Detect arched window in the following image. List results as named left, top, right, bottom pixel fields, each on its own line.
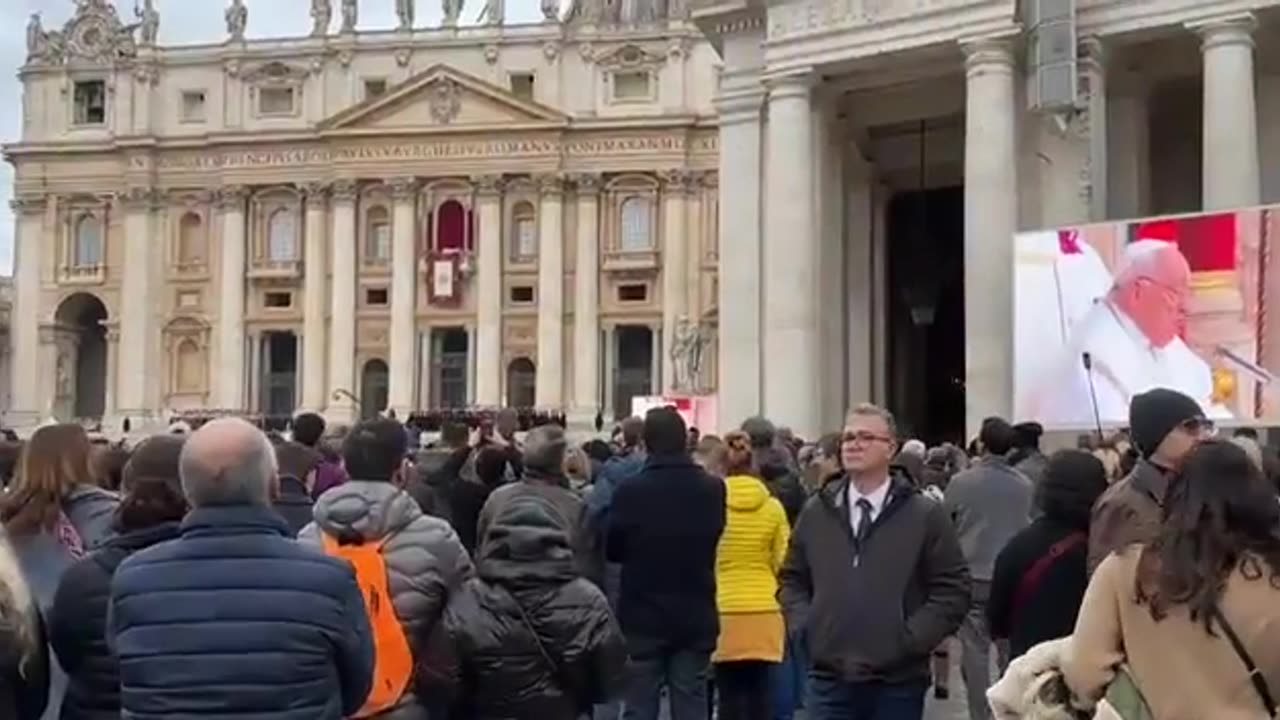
left=175, top=339, right=204, bottom=392
left=267, top=207, right=297, bottom=262
left=73, top=214, right=102, bottom=266
left=509, top=201, right=537, bottom=262
left=619, top=197, right=652, bottom=252
left=436, top=200, right=469, bottom=253
left=506, top=357, right=537, bottom=408
left=366, top=206, right=391, bottom=264
left=177, top=212, right=205, bottom=267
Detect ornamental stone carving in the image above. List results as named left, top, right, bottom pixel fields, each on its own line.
left=473, top=175, right=505, bottom=196
left=388, top=177, right=419, bottom=201
left=29, top=0, right=139, bottom=65
left=226, top=0, right=248, bottom=42
left=121, top=186, right=159, bottom=211
left=395, top=0, right=415, bottom=30
left=428, top=80, right=462, bottom=124
left=331, top=179, right=360, bottom=202
left=311, top=0, right=332, bottom=37
left=536, top=174, right=565, bottom=195
left=443, top=0, right=465, bottom=27
left=660, top=169, right=695, bottom=194
left=10, top=195, right=48, bottom=215
left=215, top=185, right=250, bottom=210
left=595, top=43, right=665, bottom=70
left=341, top=0, right=358, bottom=32
left=571, top=173, right=603, bottom=194
left=136, top=0, right=160, bottom=46
left=303, top=181, right=330, bottom=203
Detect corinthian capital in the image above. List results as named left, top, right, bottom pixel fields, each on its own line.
left=660, top=169, right=695, bottom=194
left=9, top=194, right=48, bottom=215
left=388, top=176, right=419, bottom=201
left=536, top=173, right=565, bottom=196
left=331, top=179, right=359, bottom=203
left=472, top=174, right=504, bottom=197
left=121, top=186, right=159, bottom=210
left=569, top=172, right=602, bottom=195
left=215, top=185, right=251, bottom=210
left=302, top=181, right=330, bottom=203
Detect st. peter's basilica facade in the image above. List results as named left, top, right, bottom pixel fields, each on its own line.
left=6, top=0, right=719, bottom=431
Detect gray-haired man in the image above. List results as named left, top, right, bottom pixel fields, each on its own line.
left=109, top=418, right=374, bottom=720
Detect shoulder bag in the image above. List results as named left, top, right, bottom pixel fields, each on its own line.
left=500, top=587, right=585, bottom=714
left=1212, top=604, right=1278, bottom=718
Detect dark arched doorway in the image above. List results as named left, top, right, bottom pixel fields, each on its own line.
left=360, top=359, right=390, bottom=419
left=54, top=293, right=108, bottom=420
left=506, top=357, right=536, bottom=408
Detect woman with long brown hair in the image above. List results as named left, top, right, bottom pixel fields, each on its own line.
left=1065, top=439, right=1280, bottom=719
left=0, top=424, right=117, bottom=720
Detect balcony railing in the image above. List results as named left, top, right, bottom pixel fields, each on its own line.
left=60, top=263, right=105, bottom=284
left=602, top=247, right=660, bottom=273
left=248, top=258, right=302, bottom=281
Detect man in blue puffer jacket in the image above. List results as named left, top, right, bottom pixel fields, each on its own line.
left=108, top=418, right=375, bottom=720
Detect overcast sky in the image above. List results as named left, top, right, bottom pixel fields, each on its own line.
left=0, top=0, right=547, bottom=276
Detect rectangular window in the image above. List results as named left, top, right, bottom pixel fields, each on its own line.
left=264, top=291, right=293, bottom=309
left=612, top=71, right=652, bottom=102
left=180, top=90, right=207, bottom=123
left=364, top=78, right=388, bottom=99
left=73, top=80, right=107, bottom=125
left=509, top=73, right=535, bottom=101
left=258, top=86, right=296, bottom=116
left=618, top=284, right=648, bottom=303
left=510, top=285, right=535, bottom=304
left=365, top=287, right=388, bottom=306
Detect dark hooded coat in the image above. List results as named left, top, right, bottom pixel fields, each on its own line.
left=437, top=495, right=627, bottom=720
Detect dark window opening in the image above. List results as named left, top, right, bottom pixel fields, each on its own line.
left=74, top=80, right=106, bottom=125
left=264, top=291, right=292, bottom=309
left=366, top=288, right=388, bottom=306
left=618, top=284, right=648, bottom=302
left=510, top=285, right=535, bottom=304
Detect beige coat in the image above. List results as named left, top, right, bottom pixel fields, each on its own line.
left=1064, top=546, right=1280, bottom=720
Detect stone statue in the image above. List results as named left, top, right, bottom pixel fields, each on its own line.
left=477, top=0, right=504, bottom=26
left=225, top=0, right=248, bottom=41
left=395, top=0, right=415, bottom=30
left=341, top=0, right=358, bottom=32
left=26, top=13, right=47, bottom=61
left=55, top=346, right=72, bottom=399
left=136, top=0, right=160, bottom=46
left=310, top=0, right=332, bottom=37
left=442, top=0, right=464, bottom=27
left=670, top=316, right=707, bottom=393
left=540, top=0, right=559, bottom=20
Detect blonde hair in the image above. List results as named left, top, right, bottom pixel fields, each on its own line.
left=1, top=423, right=94, bottom=536
left=0, top=532, right=37, bottom=669
left=723, top=431, right=755, bottom=476
left=564, top=446, right=591, bottom=484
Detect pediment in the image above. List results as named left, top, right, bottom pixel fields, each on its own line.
left=320, top=64, right=569, bottom=133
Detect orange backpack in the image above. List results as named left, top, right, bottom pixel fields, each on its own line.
left=322, top=534, right=414, bottom=718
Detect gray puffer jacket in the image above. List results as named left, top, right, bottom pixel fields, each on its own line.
left=299, top=480, right=475, bottom=720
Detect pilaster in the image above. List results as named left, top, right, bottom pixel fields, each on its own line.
left=570, top=173, right=602, bottom=426
left=301, top=181, right=329, bottom=412
left=8, top=195, right=47, bottom=428
left=215, top=185, right=250, bottom=410
left=473, top=174, right=504, bottom=407
left=1191, top=13, right=1260, bottom=210
left=388, top=176, right=419, bottom=415
left=326, top=179, right=359, bottom=422
left=535, top=173, right=565, bottom=409
left=660, top=170, right=693, bottom=394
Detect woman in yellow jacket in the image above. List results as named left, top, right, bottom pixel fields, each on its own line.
left=713, top=431, right=791, bottom=720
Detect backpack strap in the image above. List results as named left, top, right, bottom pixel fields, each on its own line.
left=497, top=587, right=578, bottom=709
left=1013, top=532, right=1087, bottom=622
left=1211, top=604, right=1277, bottom=717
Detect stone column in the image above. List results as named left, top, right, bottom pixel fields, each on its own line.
left=301, top=182, right=329, bottom=412
left=660, top=170, right=690, bottom=394
left=103, top=324, right=120, bottom=421
left=763, top=72, right=820, bottom=439
left=1194, top=14, right=1260, bottom=210
left=326, top=180, right=359, bottom=421
left=1080, top=37, right=1109, bottom=221
left=715, top=84, right=765, bottom=432
left=8, top=197, right=45, bottom=428
left=963, top=38, right=1018, bottom=436
left=571, top=173, right=602, bottom=425
left=215, top=185, right=249, bottom=410
left=535, top=174, right=565, bottom=409
left=473, top=175, right=504, bottom=407
left=388, top=177, right=418, bottom=416
left=117, top=187, right=157, bottom=422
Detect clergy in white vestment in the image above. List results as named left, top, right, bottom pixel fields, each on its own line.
left=1033, top=239, right=1233, bottom=426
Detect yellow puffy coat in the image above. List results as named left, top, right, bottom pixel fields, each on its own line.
left=715, top=474, right=790, bottom=614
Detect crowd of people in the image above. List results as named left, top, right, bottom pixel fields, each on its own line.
left=0, top=390, right=1278, bottom=720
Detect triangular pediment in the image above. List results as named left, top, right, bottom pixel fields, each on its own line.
left=320, top=64, right=569, bottom=132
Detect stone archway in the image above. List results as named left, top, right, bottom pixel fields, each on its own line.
left=53, top=292, right=109, bottom=420
left=360, top=359, right=389, bottom=419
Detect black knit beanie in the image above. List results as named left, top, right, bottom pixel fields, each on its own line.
left=1128, top=388, right=1204, bottom=459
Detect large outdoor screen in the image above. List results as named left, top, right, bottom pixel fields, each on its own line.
left=1013, top=207, right=1280, bottom=429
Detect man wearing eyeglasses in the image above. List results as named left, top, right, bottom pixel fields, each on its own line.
left=1087, top=388, right=1214, bottom=575
left=1032, top=239, right=1232, bottom=426
left=779, top=403, right=969, bottom=720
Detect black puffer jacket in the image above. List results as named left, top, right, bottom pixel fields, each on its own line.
left=49, top=522, right=180, bottom=720
left=439, top=495, right=627, bottom=720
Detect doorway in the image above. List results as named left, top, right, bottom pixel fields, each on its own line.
left=506, top=357, right=536, bottom=408
left=886, top=186, right=966, bottom=444
left=360, top=359, right=389, bottom=419
left=259, top=332, right=298, bottom=417
left=612, top=325, right=654, bottom=420
left=430, top=327, right=468, bottom=409
left=54, top=293, right=108, bottom=420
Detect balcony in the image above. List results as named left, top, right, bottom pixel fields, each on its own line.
left=248, top=258, right=302, bottom=284
left=602, top=247, right=660, bottom=275
left=59, top=263, right=105, bottom=285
